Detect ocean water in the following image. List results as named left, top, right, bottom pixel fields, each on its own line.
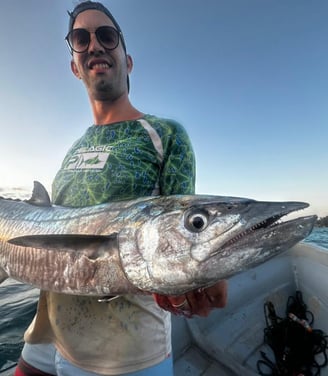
left=0, top=221, right=327, bottom=372
left=304, top=226, right=328, bottom=250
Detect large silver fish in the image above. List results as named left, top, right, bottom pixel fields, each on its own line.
left=0, top=182, right=316, bottom=296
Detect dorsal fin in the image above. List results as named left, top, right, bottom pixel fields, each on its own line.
left=25, top=181, right=51, bottom=207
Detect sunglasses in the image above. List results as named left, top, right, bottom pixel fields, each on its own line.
left=65, top=26, right=121, bottom=53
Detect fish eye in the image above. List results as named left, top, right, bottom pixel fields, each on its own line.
left=185, top=210, right=209, bottom=233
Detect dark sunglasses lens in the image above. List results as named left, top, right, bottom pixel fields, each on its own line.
left=69, top=29, right=90, bottom=52
left=97, top=27, right=119, bottom=49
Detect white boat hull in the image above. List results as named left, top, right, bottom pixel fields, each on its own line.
left=173, top=242, right=328, bottom=375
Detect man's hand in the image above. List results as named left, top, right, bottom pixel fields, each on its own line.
left=153, top=280, right=228, bottom=317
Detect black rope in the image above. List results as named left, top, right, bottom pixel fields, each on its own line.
left=0, top=363, right=17, bottom=374
left=257, top=291, right=328, bottom=376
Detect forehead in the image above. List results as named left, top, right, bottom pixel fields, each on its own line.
left=73, top=9, right=115, bottom=29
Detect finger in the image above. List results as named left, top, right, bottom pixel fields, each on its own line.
left=204, top=280, right=228, bottom=308
left=185, top=290, right=211, bottom=317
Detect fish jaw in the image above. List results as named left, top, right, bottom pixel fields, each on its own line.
left=119, top=197, right=316, bottom=295
left=197, top=214, right=316, bottom=286
left=191, top=200, right=313, bottom=262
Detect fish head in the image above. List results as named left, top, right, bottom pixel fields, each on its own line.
left=140, top=195, right=253, bottom=263
left=119, top=195, right=316, bottom=294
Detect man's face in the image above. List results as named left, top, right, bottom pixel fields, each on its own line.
left=70, top=9, right=131, bottom=101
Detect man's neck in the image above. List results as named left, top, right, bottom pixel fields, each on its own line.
left=90, top=95, right=143, bottom=125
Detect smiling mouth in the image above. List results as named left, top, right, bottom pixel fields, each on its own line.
left=90, top=63, right=111, bottom=70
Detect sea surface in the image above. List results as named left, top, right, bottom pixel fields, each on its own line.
left=0, top=221, right=327, bottom=372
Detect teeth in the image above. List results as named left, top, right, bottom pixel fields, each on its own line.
left=224, top=215, right=282, bottom=247
left=92, top=63, right=109, bottom=69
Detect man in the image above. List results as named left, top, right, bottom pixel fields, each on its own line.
left=15, top=2, right=227, bottom=375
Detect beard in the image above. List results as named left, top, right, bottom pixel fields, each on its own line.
left=86, top=74, right=126, bottom=102
left=93, top=79, right=113, bottom=100
left=86, top=77, right=116, bottom=101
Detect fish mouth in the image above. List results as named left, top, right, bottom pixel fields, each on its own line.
left=222, top=213, right=288, bottom=247
left=220, top=202, right=317, bottom=250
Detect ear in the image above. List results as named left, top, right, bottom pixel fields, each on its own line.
left=126, top=54, right=133, bottom=74
left=70, top=60, right=81, bottom=79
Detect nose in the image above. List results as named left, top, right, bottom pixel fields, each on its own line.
left=88, top=32, right=105, bottom=54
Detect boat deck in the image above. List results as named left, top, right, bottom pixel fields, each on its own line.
left=172, top=243, right=328, bottom=375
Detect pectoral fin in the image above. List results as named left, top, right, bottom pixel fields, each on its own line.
left=8, top=234, right=118, bottom=252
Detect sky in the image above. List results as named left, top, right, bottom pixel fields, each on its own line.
left=0, top=0, right=327, bottom=217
